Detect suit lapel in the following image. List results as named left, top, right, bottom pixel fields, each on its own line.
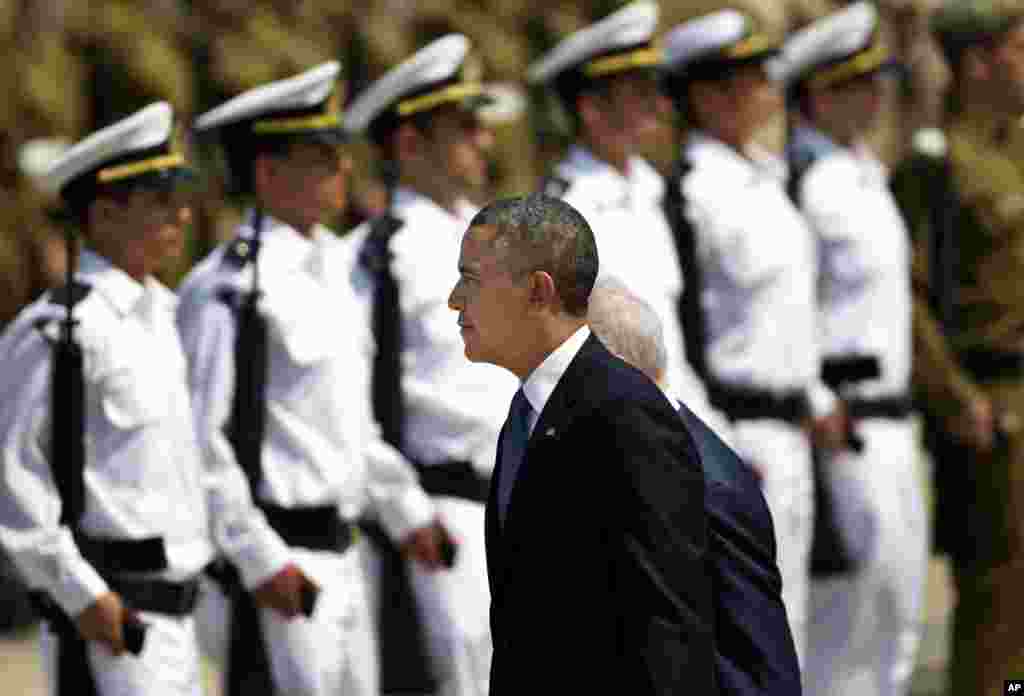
left=503, top=334, right=605, bottom=532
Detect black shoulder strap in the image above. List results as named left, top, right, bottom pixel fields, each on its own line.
left=221, top=216, right=269, bottom=500
left=663, top=157, right=709, bottom=383
left=361, top=212, right=406, bottom=450
left=43, top=281, right=90, bottom=528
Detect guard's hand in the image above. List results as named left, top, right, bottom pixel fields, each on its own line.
left=75, top=592, right=127, bottom=656
left=401, top=522, right=448, bottom=571
left=252, top=563, right=317, bottom=620
left=948, top=396, right=996, bottom=453
left=809, top=404, right=849, bottom=452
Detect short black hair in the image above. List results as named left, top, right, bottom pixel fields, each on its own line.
left=469, top=193, right=599, bottom=316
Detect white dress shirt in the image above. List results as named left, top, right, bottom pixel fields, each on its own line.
left=345, top=187, right=518, bottom=474
left=0, top=250, right=215, bottom=617
left=521, top=326, right=591, bottom=436
left=793, top=127, right=912, bottom=399
left=551, top=146, right=733, bottom=440
left=177, top=213, right=433, bottom=589
left=681, top=132, right=836, bottom=417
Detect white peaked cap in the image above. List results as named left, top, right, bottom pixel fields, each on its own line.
left=527, top=1, right=660, bottom=84
left=665, top=10, right=749, bottom=71
left=194, top=61, right=342, bottom=133
left=47, top=102, right=176, bottom=195
left=345, top=35, right=475, bottom=135
left=770, top=2, right=879, bottom=85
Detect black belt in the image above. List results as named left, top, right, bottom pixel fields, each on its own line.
left=415, top=460, right=489, bottom=504
left=260, top=503, right=357, bottom=553
left=107, top=576, right=200, bottom=616
left=74, top=533, right=168, bottom=575
left=821, top=355, right=882, bottom=389
left=960, top=348, right=1024, bottom=381
left=847, top=395, right=915, bottom=420
left=708, top=382, right=810, bottom=424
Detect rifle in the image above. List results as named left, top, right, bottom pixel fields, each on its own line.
left=225, top=209, right=270, bottom=500
left=45, top=231, right=146, bottom=655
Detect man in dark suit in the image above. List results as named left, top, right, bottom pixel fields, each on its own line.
left=447, top=193, right=716, bottom=695
left=588, top=278, right=802, bottom=695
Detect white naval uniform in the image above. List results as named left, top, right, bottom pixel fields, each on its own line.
left=0, top=250, right=215, bottom=696
left=550, top=146, right=733, bottom=441
left=345, top=187, right=518, bottom=696
left=679, top=132, right=838, bottom=664
left=176, top=213, right=434, bottom=696
left=793, top=127, right=927, bottom=696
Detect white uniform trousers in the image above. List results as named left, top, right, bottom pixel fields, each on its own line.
left=194, top=541, right=377, bottom=696
left=732, top=419, right=815, bottom=666
left=804, top=419, right=928, bottom=696
left=41, top=612, right=202, bottom=696
left=365, top=496, right=491, bottom=696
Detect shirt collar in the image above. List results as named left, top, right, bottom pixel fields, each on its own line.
left=77, top=248, right=147, bottom=317
left=565, top=145, right=660, bottom=202
left=686, top=131, right=790, bottom=184
left=521, top=325, right=591, bottom=417
left=790, top=125, right=887, bottom=181
left=240, top=209, right=327, bottom=272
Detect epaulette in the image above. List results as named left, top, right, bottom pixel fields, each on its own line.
left=538, top=173, right=571, bottom=198
left=47, top=281, right=92, bottom=308
left=222, top=237, right=260, bottom=270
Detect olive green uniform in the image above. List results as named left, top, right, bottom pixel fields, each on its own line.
left=894, top=109, right=1024, bottom=696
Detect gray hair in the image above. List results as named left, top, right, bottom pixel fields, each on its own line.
left=469, top=193, right=599, bottom=316
left=587, top=276, right=668, bottom=383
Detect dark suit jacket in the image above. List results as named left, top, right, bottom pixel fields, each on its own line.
left=486, top=334, right=716, bottom=696
left=676, top=403, right=802, bottom=695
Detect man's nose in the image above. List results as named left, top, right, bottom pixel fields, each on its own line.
left=448, top=286, right=461, bottom=312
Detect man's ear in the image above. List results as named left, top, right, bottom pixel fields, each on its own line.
left=252, top=153, right=276, bottom=198
left=527, top=270, right=558, bottom=312
left=577, top=92, right=603, bottom=133
left=91, top=197, right=118, bottom=225
left=963, top=45, right=991, bottom=83
left=394, top=122, right=423, bottom=163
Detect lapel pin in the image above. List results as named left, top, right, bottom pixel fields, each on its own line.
left=545, top=427, right=556, bottom=437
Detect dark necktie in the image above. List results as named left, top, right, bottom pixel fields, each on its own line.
left=498, top=388, right=533, bottom=525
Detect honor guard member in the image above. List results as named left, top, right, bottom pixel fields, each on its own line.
left=343, top=35, right=519, bottom=696
left=0, top=103, right=212, bottom=696
left=775, top=4, right=928, bottom=694
left=891, top=2, right=1024, bottom=693
left=527, top=1, right=732, bottom=441
left=661, top=11, right=849, bottom=664
left=178, top=62, right=443, bottom=696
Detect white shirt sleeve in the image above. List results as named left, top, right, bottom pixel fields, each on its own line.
left=176, top=283, right=291, bottom=590
left=0, top=323, right=109, bottom=617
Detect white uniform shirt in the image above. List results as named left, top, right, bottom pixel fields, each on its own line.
left=681, top=133, right=835, bottom=416
left=344, top=187, right=518, bottom=475
left=793, top=127, right=911, bottom=399
left=177, top=214, right=433, bottom=588
left=0, top=250, right=215, bottom=616
left=553, top=146, right=730, bottom=436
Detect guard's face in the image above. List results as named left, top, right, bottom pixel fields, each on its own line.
left=449, top=224, right=530, bottom=368
left=422, top=107, right=494, bottom=196
left=594, top=71, right=661, bottom=142
left=989, top=21, right=1024, bottom=112
left=724, top=63, right=784, bottom=138
left=108, top=186, right=191, bottom=277
left=824, top=73, right=885, bottom=137
left=265, top=142, right=350, bottom=228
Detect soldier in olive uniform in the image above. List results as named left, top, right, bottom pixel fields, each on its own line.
left=891, top=2, right=1024, bottom=694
